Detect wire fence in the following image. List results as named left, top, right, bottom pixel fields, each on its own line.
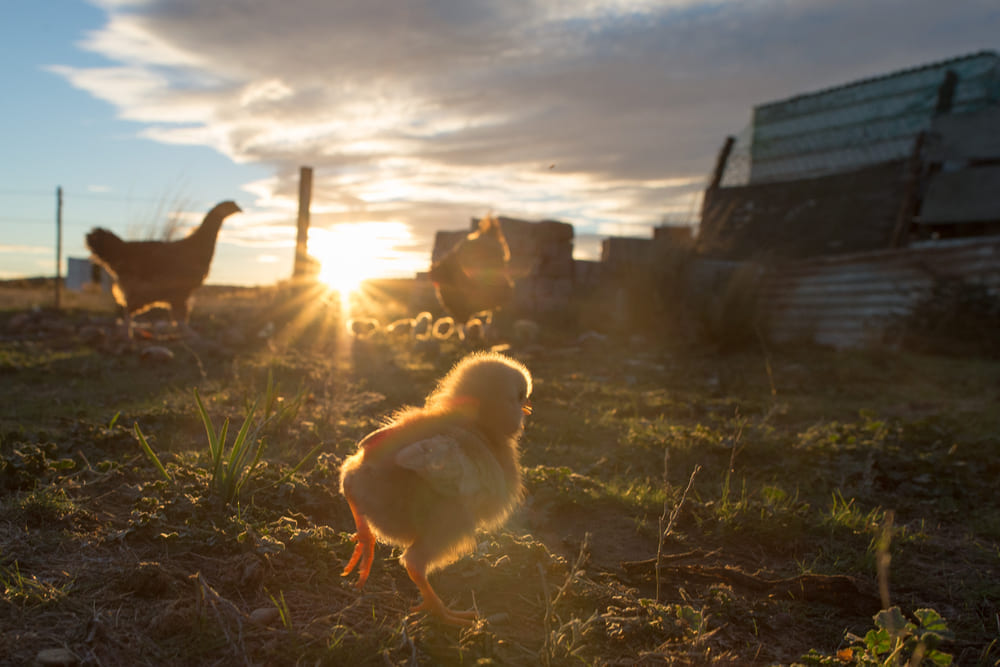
left=0, top=188, right=199, bottom=239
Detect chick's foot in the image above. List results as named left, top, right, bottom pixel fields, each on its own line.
left=412, top=597, right=478, bottom=627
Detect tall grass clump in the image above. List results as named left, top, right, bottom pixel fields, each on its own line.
left=135, top=379, right=322, bottom=506
left=195, top=388, right=266, bottom=505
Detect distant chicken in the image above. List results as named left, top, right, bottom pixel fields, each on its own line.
left=340, top=351, right=533, bottom=625
left=429, top=214, right=515, bottom=323
left=86, top=201, right=241, bottom=336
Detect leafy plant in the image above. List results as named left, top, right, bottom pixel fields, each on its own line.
left=258, top=367, right=305, bottom=428
left=135, top=387, right=324, bottom=506
left=195, top=388, right=267, bottom=505
left=0, top=443, right=75, bottom=491
left=0, top=560, right=68, bottom=607
left=802, top=606, right=953, bottom=666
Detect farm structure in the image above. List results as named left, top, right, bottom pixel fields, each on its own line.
left=65, top=257, right=113, bottom=292
left=68, top=52, right=998, bottom=350
left=423, top=54, right=1000, bottom=348
left=419, top=52, right=1000, bottom=348
left=421, top=216, right=577, bottom=320
left=699, top=50, right=1000, bottom=262
left=696, top=51, right=1000, bottom=348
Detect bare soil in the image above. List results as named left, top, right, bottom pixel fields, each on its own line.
left=1, top=283, right=998, bottom=666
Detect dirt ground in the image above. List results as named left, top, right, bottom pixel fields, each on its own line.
left=1, top=283, right=998, bottom=666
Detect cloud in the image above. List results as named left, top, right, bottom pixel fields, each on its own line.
left=53, top=0, right=1000, bottom=276
left=0, top=245, right=51, bottom=255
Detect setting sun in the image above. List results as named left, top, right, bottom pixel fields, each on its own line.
left=309, top=222, right=423, bottom=294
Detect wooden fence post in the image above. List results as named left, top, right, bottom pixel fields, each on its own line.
left=708, top=136, right=735, bottom=191
left=889, top=131, right=926, bottom=248
left=55, top=186, right=63, bottom=309
left=293, top=166, right=313, bottom=279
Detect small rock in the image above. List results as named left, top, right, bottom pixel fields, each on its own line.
left=249, top=607, right=281, bottom=627
left=486, top=612, right=510, bottom=625
left=36, top=648, right=78, bottom=666
left=139, top=345, right=174, bottom=362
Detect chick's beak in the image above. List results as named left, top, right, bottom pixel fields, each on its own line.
left=522, top=400, right=533, bottom=416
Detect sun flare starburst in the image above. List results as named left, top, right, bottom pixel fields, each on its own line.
left=308, top=222, right=420, bottom=295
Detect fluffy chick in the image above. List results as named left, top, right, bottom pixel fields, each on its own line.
left=347, top=317, right=380, bottom=340
left=339, top=351, right=533, bottom=625
left=412, top=311, right=434, bottom=340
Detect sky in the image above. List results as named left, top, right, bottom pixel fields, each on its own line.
left=2, top=0, right=998, bottom=287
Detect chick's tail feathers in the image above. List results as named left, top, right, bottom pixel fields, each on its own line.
left=85, top=228, right=127, bottom=270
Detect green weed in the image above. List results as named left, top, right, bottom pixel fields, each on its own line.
left=5, top=486, right=77, bottom=526
left=266, top=588, right=294, bottom=631
left=195, top=387, right=266, bottom=505
left=135, top=387, right=324, bottom=507
left=802, top=606, right=953, bottom=666
left=0, top=561, right=68, bottom=607
left=133, top=423, right=172, bottom=483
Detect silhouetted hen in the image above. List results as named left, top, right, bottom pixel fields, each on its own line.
left=86, top=201, right=241, bottom=336
left=429, top=214, right=514, bottom=322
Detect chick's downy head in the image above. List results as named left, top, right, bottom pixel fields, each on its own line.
left=426, top=351, right=532, bottom=439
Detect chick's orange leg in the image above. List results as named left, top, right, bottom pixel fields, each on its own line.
left=403, top=557, right=477, bottom=626
left=341, top=496, right=375, bottom=589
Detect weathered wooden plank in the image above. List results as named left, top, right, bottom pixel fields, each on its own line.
left=918, top=166, right=1000, bottom=223
left=927, top=107, right=1000, bottom=161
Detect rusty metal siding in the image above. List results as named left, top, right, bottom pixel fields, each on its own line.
left=759, top=237, right=1000, bottom=348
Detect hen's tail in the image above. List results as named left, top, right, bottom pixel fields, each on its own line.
left=85, top=228, right=127, bottom=270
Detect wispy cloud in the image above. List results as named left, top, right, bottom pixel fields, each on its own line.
left=0, top=245, right=51, bottom=255
left=50, top=0, right=1000, bottom=276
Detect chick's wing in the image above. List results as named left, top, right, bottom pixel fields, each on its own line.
left=394, top=435, right=482, bottom=496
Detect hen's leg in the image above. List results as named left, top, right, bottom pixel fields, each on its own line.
left=402, top=547, right=477, bottom=626
left=170, top=299, right=196, bottom=338
left=341, top=495, right=375, bottom=589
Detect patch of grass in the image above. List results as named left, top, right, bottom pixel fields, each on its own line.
left=195, top=387, right=267, bottom=505
left=0, top=560, right=69, bottom=607
left=4, top=486, right=78, bottom=527
left=2, top=288, right=999, bottom=665
left=135, top=385, right=324, bottom=507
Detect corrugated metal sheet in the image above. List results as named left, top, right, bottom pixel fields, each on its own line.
left=749, top=51, right=1000, bottom=184
left=758, top=237, right=1000, bottom=348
